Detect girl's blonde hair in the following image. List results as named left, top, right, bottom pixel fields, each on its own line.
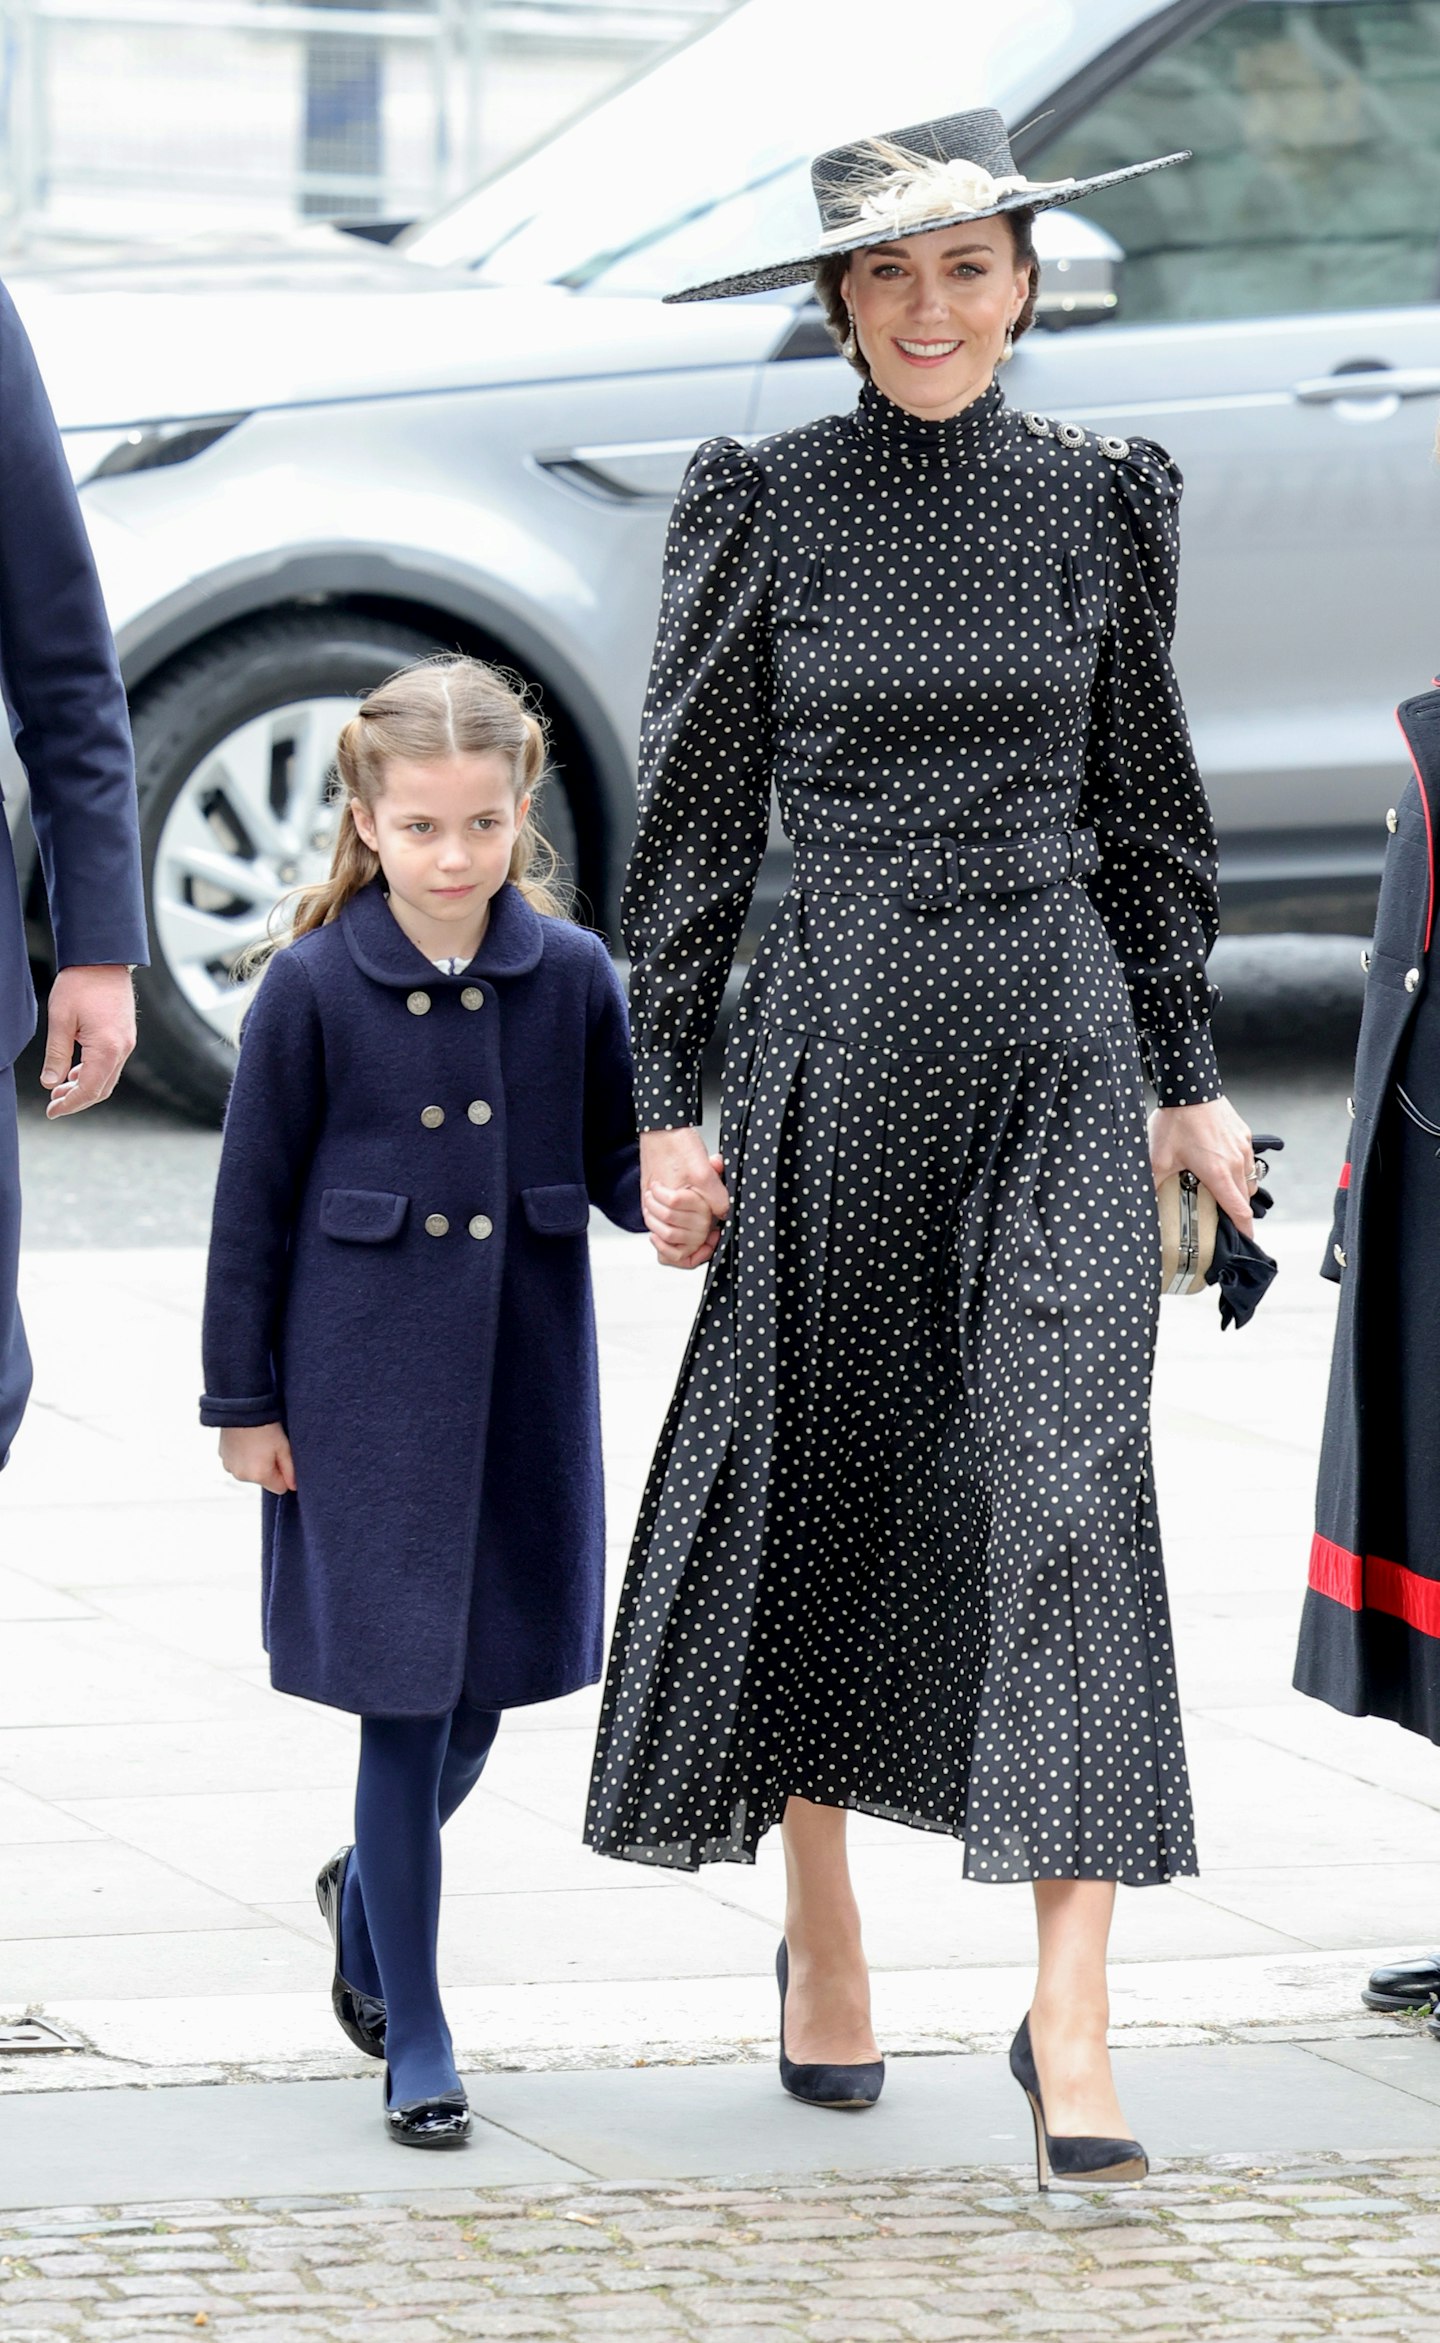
left=260, top=655, right=567, bottom=964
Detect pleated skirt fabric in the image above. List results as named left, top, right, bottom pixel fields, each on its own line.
left=586, top=881, right=1197, bottom=1886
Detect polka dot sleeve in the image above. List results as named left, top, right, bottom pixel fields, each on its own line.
left=1081, top=438, right=1222, bottom=1108
left=621, top=438, right=774, bottom=1132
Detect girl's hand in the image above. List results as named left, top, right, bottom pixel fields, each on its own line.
left=641, top=1128, right=729, bottom=1270
left=1149, top=1097, right=1257, bottom=1238
left=219, top=1423, right=297, bottom=1495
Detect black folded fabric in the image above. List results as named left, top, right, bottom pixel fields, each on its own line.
left=1205, top=1132, right=1284, bottom=1331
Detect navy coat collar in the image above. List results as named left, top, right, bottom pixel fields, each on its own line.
left=340, top=877, right=545, bottom=988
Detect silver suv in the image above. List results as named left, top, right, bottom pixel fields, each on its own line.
left=7, top=0, right=1439, bottom=1117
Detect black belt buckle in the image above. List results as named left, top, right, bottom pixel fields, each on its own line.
left=905, top=836, right=962, bottom=912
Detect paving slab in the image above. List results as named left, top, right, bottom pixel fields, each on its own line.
left=3, top=2041, right=1439, bottom=2212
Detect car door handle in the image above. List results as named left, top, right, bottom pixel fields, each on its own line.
left=1292, top=369, right=1440, bottom=404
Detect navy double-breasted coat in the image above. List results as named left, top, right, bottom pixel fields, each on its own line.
left=1294, top=687, right=1440, bottom=1738
left=200, top=878, right=645, bottom=1717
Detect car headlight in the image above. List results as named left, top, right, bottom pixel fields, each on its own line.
left=62, top=413, right=248, bottom=488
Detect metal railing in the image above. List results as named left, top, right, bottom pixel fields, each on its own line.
left=0, top=0, right=736, bottom=247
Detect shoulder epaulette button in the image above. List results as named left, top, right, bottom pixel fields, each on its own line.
left=1055, top=421, right=1087, bottom=449
left=1022, top=412, right=1052, bottom=438
left=1099, top=435, right=1131, bottom=460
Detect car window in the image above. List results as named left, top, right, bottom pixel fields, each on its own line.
left=400, top=0, right=1159, bottom=287
left=1030, top=0, right=1440, bottom=324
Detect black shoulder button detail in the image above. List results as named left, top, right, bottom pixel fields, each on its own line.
left=1022, top=411, right=1052, bottom=438
left=1098, top=435, right=1132, bottom=461
left=1054, top=421, right=1087, bottom=450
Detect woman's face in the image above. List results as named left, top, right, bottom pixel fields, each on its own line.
left=841, top=217, right=1030, bottom=419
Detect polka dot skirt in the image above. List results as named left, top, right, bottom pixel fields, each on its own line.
left=585, top=378, right=1219, bottom=1886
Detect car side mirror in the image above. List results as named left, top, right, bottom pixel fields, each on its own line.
left=1031, top=210, right=1123, bottom=329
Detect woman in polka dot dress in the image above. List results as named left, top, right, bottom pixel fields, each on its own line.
left=586, top=111, right=1259, bottom=2168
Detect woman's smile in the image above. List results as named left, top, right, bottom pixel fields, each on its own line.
left=893, top=335, right=964, bottom=366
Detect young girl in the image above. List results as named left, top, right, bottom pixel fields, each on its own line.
left=201, top=656, right=712, bottom=2146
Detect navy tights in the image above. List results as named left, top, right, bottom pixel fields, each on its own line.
left=339, top=1699, right=501, bottom=2107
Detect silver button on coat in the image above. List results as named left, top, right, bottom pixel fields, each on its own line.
left=424, top=1212, right=449, bottom=1237
left=469, top=1214, right=493, bottom=1240
left=468, top=1100, right=492, bottom=1125
left=420, top=1105, right=445, bottom=1129
left=407, top=990, right=431, bottom=1016
left=460, top=986, right=484, bottom=1011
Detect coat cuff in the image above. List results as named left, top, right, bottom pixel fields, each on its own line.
left=632, top=1048, right=703, bottom=1133
left=1146, top=1021, right=1222, bottom=1107
left=199, top=1392, right=282, bottom=1429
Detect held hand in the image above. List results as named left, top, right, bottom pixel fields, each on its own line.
left=1149, top=1097, right=1257, bottom=1239
left=219, top=1423, right=297, bottom=1496
left=641, top=1129, right=729, bottom=1270
left=42, top=965, right=137, bottom=1118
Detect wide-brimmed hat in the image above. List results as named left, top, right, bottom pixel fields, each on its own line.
left=664, top=107, right=1187, bottom=304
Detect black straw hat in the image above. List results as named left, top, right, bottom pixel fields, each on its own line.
left=664, top=107, right=1187, bottom=304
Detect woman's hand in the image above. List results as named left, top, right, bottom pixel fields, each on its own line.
left=219, top=1423, right=297, bottom=1495
left=1148, top=1097, right=1257, bottom=1237
left=641, top=1127, right=729, bottom=1270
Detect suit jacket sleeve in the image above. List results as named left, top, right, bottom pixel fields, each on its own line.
left=1080, top=438, right=1221, bottom=1108
left=0, top=281, right=147, bottom=970
left=200, top=950, right=324, bottom=1426
left=620, top=438, right=773, bottom=1131
left=583, top=933, right=645, bottom=1232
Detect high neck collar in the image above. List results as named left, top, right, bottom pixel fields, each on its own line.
left=852, top=374, right=1006, bottom=469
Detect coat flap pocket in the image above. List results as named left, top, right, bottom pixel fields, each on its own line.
left=319, top=1188, right=410, bottom=1243
left=522, top=1183, right=591, bottom=1236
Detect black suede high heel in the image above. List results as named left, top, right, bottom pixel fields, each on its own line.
left=315, top=1846, right=387, bottom=2061
left=1009, top=2014, right=1147, bottom=2190
left=776, top=1940, right=885, bottom=2109
left=383, top=2070, right=471, bottom=2149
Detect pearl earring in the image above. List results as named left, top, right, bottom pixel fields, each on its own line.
left=1001, top=324, right=1016, bottom=364
left=842, top=307, right=858, bottom=362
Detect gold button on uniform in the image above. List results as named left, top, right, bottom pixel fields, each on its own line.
left=469, top=1214, right=493, bottom=1241
left=460, top=986, right=484, bottom=1011
left=467, top=1100, right=492, bottom=1126
left=407, top=990, right=431, bottom=1016
left=1386, top=806, right=1399, bottom=833
left=420, top=1105, right=445, bottom=1129
left=424, top=1213, right=449, bottom=1238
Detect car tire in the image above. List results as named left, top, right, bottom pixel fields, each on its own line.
left=127, top=611, right=581, bottom=1122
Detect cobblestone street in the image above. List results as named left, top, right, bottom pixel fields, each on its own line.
left=9, top=2157, right=1440, bottom=2341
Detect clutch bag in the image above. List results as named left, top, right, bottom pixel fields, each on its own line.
left=1156, top=1169, right=1217, bottom=1296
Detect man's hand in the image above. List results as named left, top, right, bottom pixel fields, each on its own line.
left=641, top=1128, right=730, bottom=1269
left=219, top=1423, right=297, bottom=1496
left=41, top=964, right=136, bottom=1118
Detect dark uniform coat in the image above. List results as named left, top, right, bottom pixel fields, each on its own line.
left=200, top=878, right=646, bottom=1718
left=1295, top=686, right=1440, bottom=1739
left=0, top=279, right=147, bottom=1464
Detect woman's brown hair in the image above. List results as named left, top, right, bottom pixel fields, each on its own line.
left=813, top=205, right=1040, bottom=379
left=252, top=655, right=567, bottom=968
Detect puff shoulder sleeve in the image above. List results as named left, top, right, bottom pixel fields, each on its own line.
left=620, top=437, right=773, bottom=1131
left=1080, top=437, right=1222, bottom=1106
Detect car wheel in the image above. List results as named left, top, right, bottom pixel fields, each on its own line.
left=127, top=611, right=581, bottom=1121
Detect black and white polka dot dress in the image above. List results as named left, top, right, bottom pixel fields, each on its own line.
left=585, top=376, right=1220, bottom=1887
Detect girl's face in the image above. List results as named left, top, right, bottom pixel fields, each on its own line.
left=350, top=751, right=529, bottom=958
left=841, top=218, right=1030, bottom=420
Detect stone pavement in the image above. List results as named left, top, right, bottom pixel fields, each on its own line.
left=9, top=2155, right=1440, bottom=2341
left=7, top=1198, right=1440, bottom=2087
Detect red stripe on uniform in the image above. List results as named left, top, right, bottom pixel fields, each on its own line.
left=1338, top=1162, right=1351, bottom=1190
left=1309, top=1532, right=1440, bottom=1639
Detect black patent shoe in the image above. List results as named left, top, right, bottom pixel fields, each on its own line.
left=776, top=1940, right=884, bottom=2109
left=384, top=2074, right=471, bottom=2149
left=315, top=1846, right=387, bottom=2060
left=1009, top=2015, right=1148, bottom=2192
left=1363, top=1954, right=1440, bottom=2013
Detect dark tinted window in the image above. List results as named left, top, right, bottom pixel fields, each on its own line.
left=1033, top=0, right=1440, bottom=323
